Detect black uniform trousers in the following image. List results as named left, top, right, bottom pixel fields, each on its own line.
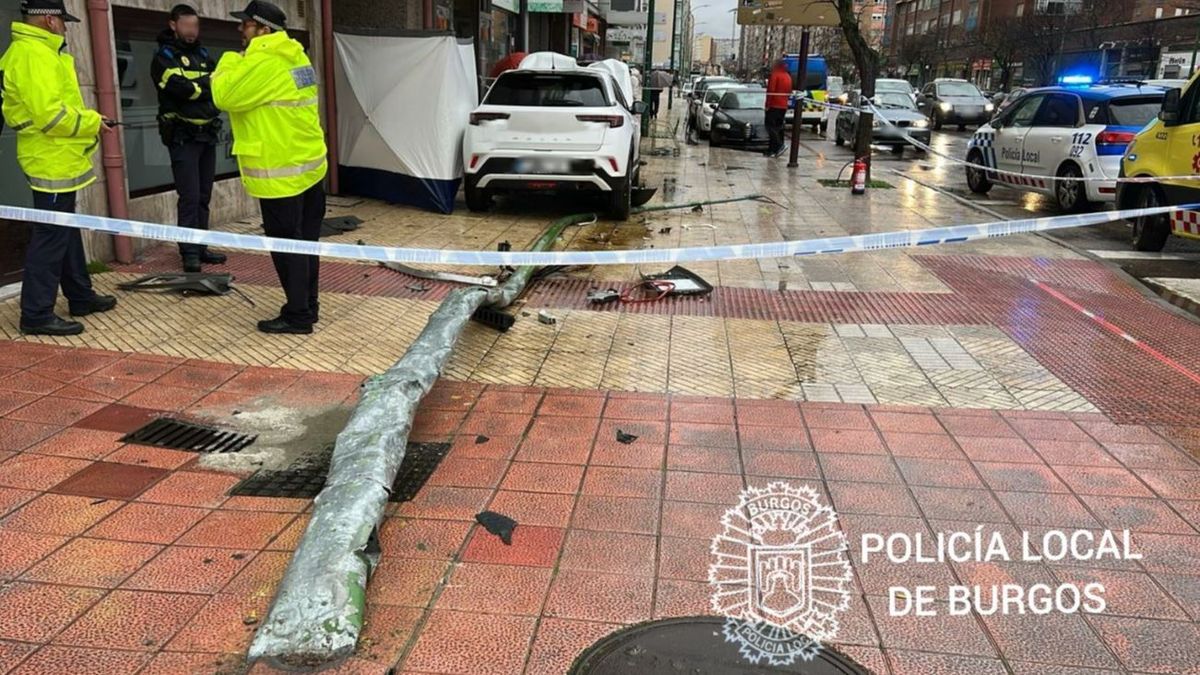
left=169, top=140, right=216, bottom=259
left=259, top=182, right=324, bottom=327
left=20, top=190, right=97, bottom=326
left=766, top=108, right=787, bottom=154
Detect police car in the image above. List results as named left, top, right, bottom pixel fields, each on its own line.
left=964, top=83, right=1167, bottom=212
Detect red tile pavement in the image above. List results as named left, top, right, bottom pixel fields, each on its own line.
left=0, top=342, right=1195, bottom=674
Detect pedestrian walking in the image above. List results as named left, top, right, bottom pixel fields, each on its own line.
left=153, top=3, right=226, bottom=273
left=212, top=0, right=327, bottom=335
left=650, top=69, right=672, bottom=117
left=764, top=58, right=791, bottom=157
left=0, top=0, right=118, bottom=336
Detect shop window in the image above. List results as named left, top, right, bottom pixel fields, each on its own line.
left=112, top=6, right=308, bottom=198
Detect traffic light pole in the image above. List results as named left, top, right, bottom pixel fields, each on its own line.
left=786, top=27, right=810, bottom=169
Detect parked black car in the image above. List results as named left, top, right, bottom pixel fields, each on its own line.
left=710, top=89, right=770, bottom=148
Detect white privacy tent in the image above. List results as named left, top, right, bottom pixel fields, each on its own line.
left=334, top=32, right=478, bottom=214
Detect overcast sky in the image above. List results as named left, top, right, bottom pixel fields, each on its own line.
left=690, top=0, right=740, bottom=40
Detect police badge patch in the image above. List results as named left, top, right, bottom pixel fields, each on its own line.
left=709, top=482, right=853, bottom=665
left=290, top=65, right=317, bottom=89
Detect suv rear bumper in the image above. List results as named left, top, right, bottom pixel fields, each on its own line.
left=466, top=156, right=622, bottom=193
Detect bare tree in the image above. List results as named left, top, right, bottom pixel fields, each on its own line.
left=977, top=17, right=1022, bottom=90
left=833, top=0, right=881, bottom=180
left=1014, top=10, right=1065, bottom=86
left=896, top=34, right=937, bottom=85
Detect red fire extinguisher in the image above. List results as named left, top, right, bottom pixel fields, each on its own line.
left=851, top=158, right=867, bottom=195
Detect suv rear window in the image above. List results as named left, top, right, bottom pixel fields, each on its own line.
left=1106, top=96, right=1164, bottom=126
left=486, top=73, right=611, bottom=107
left=937, top=82, right=981, bottom=97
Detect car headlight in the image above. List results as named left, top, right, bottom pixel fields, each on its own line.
left=871, top=118, right=881, bottom=129
left=912, top=119, right=929, bottom=128
left=984, top=102, right=995, bottom=112
left=939, top=102, right=952, bottom=112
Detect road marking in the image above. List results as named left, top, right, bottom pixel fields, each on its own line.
left=1087, top=249, right=1200, bottom=261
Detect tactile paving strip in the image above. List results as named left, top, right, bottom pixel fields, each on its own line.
left=113, top=248, right=461, bottom=301
left=229, top=442, right=450, bottom=501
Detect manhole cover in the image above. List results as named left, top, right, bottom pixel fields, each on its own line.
left=569, top=617, right=872, bottom=674
left=121, top=417, right=257, bottom=454
left=229, top=442, right=450, bottom=501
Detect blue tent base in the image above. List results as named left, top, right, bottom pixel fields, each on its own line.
left=338, top=165, right=461, bottom=215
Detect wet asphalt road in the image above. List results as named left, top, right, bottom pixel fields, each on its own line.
left=816, top=127, right=1200, bottom=283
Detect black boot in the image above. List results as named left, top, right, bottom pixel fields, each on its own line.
left=21, top=316, right=84, bottom=336
left=70, top=295, right=118, bottom=317
left=257, top=317, right=313, bottom=335
left=183, top=254, right=201, bottom=273
left=200, top=249, right=227, bottom=265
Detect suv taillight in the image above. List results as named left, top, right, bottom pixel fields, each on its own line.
left=576, top=114, right=624, bottom=128
left=470, top=112, right=510, bottom=125
left=1096, top=129, right=1136, bottom=145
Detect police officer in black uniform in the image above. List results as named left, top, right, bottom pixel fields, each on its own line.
left=151, top=4, right=226, bottom=273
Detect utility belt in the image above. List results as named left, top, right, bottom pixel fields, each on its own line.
left=158, top=113, right=222, bottom=146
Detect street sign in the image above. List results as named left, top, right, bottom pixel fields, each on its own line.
left=736, top=0, right=840, bottom=27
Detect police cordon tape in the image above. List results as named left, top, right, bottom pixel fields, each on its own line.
left=1, top=202, right=1193, bottom=268
left=797, top=95, right=1200, bottom=185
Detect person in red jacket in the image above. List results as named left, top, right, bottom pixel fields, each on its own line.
left=765, top=58, right=793, bottom=157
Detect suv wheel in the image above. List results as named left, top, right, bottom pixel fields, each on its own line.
left=932, top=111, right=943, bottom=130
left=965, top=149, right=992, bottom=194
left=465, top=182, right=490, bottom=212
left=608, top=152, right=633, bottom=222
left=1132, top=185, right=1170, bottom=252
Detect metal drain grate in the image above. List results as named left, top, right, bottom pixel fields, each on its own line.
left=120, top=417, right=257, bottom=454
left=229, top=442, right=450, bottom=501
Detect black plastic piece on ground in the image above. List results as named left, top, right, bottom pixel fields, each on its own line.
left=498, top=240, right=512, bottom=251
left=631, top=186, right=658, bottom=207
left=616, top=429, right=638, bottom=445
left=228, top=442, right=451, bottom=501
left=475, top=510, right=518, bottom=545
left=475, top=435, right=489, bottom=444
left=569, top=616, right=872, bottom=674
left=641, top=265, right=714, bottom=297
left=471, top=306, right=515, bottom=332
left=116, top=272, right=235, bottom=296
left=587, top=289, right=621, bottom=305
left=121, top=417, right=257, bottom=454
left=319, top=215, right=363, bottom=238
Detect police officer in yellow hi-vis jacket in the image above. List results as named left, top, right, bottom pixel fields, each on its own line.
left=212, top=0, right=326, bottom=335
left=0, top=0, right=119, bottom=336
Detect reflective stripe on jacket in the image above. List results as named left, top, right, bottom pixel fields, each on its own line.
left=0, top=22, right=102, bottom=193
left=211, top=30, right=326, bottom=199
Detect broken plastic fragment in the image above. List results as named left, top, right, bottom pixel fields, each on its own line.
left=616, top=429, right=638, bottom=444
left=476, top=510, right=518, bottom=545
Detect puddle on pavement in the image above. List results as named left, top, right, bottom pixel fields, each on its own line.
left=192, top=400, right=354, bottom=473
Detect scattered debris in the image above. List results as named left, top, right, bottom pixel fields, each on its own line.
left=117, top=272, right=253, bottom=306
left=476, top=510, right=518, bottom=545
left=587, top=288, right=621, bottom=305
left=243, top=615, right=260, bottom=626
left=475, top=435, right=489, bottom=444
left=470, top=306, right=515, bottom=332
left=691, top=204, right=703, bottom=213
left=537, top=310, right=557, bottom=325
left=498, top=240, right=512, bottom=252
left=380, top=262, right=498, bottom=287
left=231, top=553, right=248, bottom=560
left=319, top=215, right=363, bottom=238
left=641, top=266, right=713, bottom=297
left=406, top=283, right=430, bottom=293
left=658, top=227, right=672, bottom=234
left=616, top=429, right=638, bottom=444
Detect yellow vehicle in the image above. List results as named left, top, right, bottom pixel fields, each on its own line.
left=1118, top=71, right=1200, bottom=250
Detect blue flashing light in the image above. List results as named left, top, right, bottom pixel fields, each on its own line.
left=1058, top=74, right=1094, bottom=86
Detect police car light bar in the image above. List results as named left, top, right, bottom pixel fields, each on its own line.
left=1058, top=74, right=1094, bottom=86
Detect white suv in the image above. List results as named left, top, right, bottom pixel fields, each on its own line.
left=463, top=54, right=646, bottom=220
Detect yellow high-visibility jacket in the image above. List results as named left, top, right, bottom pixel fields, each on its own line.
left=0, top=22, right=102, bottom=193
left=211, top=30, right=326, bottom=199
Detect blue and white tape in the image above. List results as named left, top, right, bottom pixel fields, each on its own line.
left=0, top=203, right=1190, bottom=267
